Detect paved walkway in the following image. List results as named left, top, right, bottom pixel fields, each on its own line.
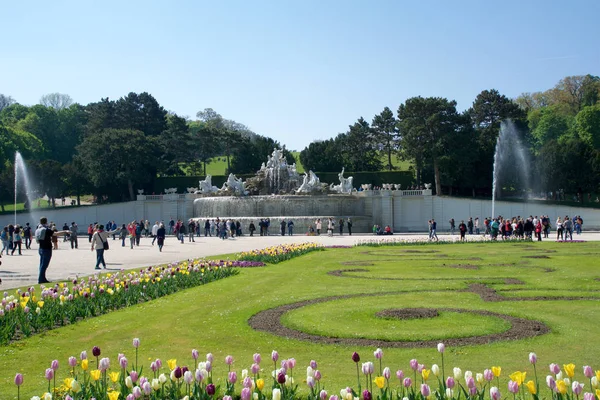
left=1, top=232, right=598, bottom=290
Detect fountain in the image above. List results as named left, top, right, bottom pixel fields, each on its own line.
left=491, top=120, right=530, bottom=218
left=14, top=151, right=36, bottom=225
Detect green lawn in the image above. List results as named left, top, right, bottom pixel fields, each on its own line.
left=4, top=241, right=597, bottom=398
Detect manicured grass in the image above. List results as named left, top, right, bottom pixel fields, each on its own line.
left=2, top=241, right=600, bottom=398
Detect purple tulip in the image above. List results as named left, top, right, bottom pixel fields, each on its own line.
left=310, top=360, right=318, bottom=369
left=352, top=352, right=360, bottom=363
left=14, top=373, right=23, bottom=386
left=307, top=376, right=315, bottom=389
left=403, top=377, right=412, bottom=387
left=195, top=368, right=204, bottom=382
left=272, top=350, right=279, bottom=362
left=174, top=367, right=182, bottom=379
left=320, top=390, right=328, bottom=400
left=142, top=381, right=152, bottom=395
left=418, top=364, right=425, bottom=373
left=584, top=393, right=596, bottom=400
left=133, top=386, right=142, bottom=398
left=139, top=377, right=148, bottom=387
left=466, top=377, right=476, bottom=389
left=155, top=359, right=162, bottom=369
left=253, top=353, right=261, bottom=364
left=130, top=370, right=139, bottom=383
left=288, top=358, right=296, bottom=369
left=225, top=355, right=234, bottom=365
left=546, top=375, right=556, bottom=390
left=396, top=370, right=404, bottom=380
left=281, top=359, right=289, bottom=372
left=363, top=390, right=372, bottom=400
left=251, top=363, right=260, bottom=375
left=529, top=352, right=537, bottom=365
left=421, top=384, right=431, bottom=397
left=182, top=366, right=189, bottom=375
left=484, top=369, right=494, bottom=382
left=446, top=377, right=455, bottom=389
left=572, top=381, right=583, bottom=395
left=45, top=368, right=54, bottom=381
left=224, top=396, right=233, bottom=400
left=65, top=396, right=73, bottom=400
left=243, top=376, right=253, bottom=388
left=68, top=356, right=77, bottom=368
left=550, top=363, right=560, bottom=375
left=330, top=396, right=339, bottom=400
left=508, top=380, right=519, bottom=394
left=132, top=338, right=140, bottom=348
left=410, top=359, right=418, bottom=371
left=127, top=394, right=135, bottom=400
left=469, top=386, right=477, bottom=396
left=205, top=361, right=212, bottom=372
left=192, top=349, right=199, bottom=360
left=314, top=370, right=322, bottom=381
left=374, top=348, right=383, bottom=359
left=278, top=371, right=287, bottom=384
left=80, top=350, right=88, bottom=360
left=150, top=361, right=157, bottom=372
left=228, top=371, right=237, bottom=384
left=437, top=343, right=445, bottom=353
left=92, top=346, right=101, bottom=357
left=120, top=357, right=128, bottom=370
left=51, top=359, right=59, bottom=371
left=206, top=353, right=214, bottom=363
left=584, top=366, right=593, bottom=379
left=241, top=387, right=251, bottom=400
left=383, top=367, right=391, bottom=380
left=207, top=383, right=216, bottom=396
left=490, top=387, right=501, bottom=400
left=99, top=357, right=110, bottom=371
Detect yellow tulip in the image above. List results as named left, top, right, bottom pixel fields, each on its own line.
left=596, top=370, right=600, bottom=381
left=421, top=369, right=430, bottom=381
left=37, top=301, right=44, bottom=308
left=90, top=370, right=101, bottom=381
left=81, top=359, right=89, bottom=371
left=509, top=371, right=526, bottom=385
left=108, top=391, right=120, bottom=400
left=525, top=380, right=536, bottom=394
left=564, top=364, right=575, bottom=378
left=374, top=376, right=386, bottom=389
left=167, top=359, right=177, bottom=370
left=63, top=377, right=74, bottom=388
left=71, top=379, right=81, bottom=393
left=256, top=378, right=265, bottom=391
left=109, top=371, right=120, bottom=383
left=596, top=389, right=600, bottom=399
left=556, top=380, right=567, bottom=394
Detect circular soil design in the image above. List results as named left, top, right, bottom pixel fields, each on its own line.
left=341, top=261, right=375, bottom=266
left=248, top=293, right=549, bottom=348
left=377, top=308, right=439, bottom=320
left=446, top=264, right=479, bottom=270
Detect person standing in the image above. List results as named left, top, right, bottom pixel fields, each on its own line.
left=23, top=223, right=32, bottom=249
left=204, top=219, right=211, bottom=237
left=87, top=224, right=94, bottom=242
left=156, top=223, right=166, bottom=251
left=127, top=222, right=137, bottom=249
left=249, top=221, right=256, bottom=236
left=327, top=217, right=334, bottom=237
left=458, top=220, right=467, bottom=241
left=35, top=217, right=69, bottom=284
left=62, top=222, right=69, bottom=242
left=474, top=217, right=480, bottom=235
left=287, top=220, right=294, bottom=236
left=338, top=218, right=344, bottom=235
left=169, top=218, right=175, bottom=235
left=315, top=219, right=322, bottom=235
left=347, top=218, right=352, bottom=235
left=179, top=221, right=186, bottom=243
left=1, top=227, right=9, bottom=255
left=280, top=219, right=286, bottom=236
left=11, top=226, right=22, bottom=255
left=188, top=219, right=196, bottom=242
left=91, top=224, right=118, bottom=269
left=556, top=217, right=563, bottom=240
left=135, top=222, right=142, bottom=246
left=467, top=218, right=473, bottom=235
left=151, top=221, right=159, bottom=245
left=449, top=218, right=455, bottom=235
left=119, top=224, right=127, bottom=247
left=69, top=222, right=78, bottom=249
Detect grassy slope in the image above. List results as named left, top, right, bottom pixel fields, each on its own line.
left=2, top=241, right=600, bottom=397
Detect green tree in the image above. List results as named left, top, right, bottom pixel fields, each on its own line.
left=530, top=106, right=574, bottom=150
left=76, top=129, right=154, bottom=201
left=115, top=92, right=167, bottom=137
left=189, top=121, right=220, bottom=175
left=299, top=138, right=344, bottom=172
left=85, top=98, right=117, bottom=134
left=372, top=107, right=399, bottom=170
left=574, top=104, right=600, bottom=150
left=0, top=94, right=16, bottom=112
left=39, top=93, right=73, bottom=110
left=230, top=135, right=294, bottom=174
left=155, top=113, right=192, bottom=176
left=341, top=117, right=382, bottom=172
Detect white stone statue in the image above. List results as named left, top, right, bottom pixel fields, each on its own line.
left=296, top=170, right=322, bottom=193
left=186, top=187, right=198, bottom=193
left=330, top=168, right=354, bottom=194
left=424, top=183, right=432, bottom=190
left=219, top=173, right=248, bottom=195
left=137, top=189, right=144, bottom=195
left=197, top=175, right=219, bottom=194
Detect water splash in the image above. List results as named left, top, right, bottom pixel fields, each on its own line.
left=491, top=120, right=529, bottom=219
left=14, top=151, right=36, bottom=225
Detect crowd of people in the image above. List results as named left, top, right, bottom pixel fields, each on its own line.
left=440, top=215, right=585, bottom=241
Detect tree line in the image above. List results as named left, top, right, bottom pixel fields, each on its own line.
left=299, top=74, right=600, bottom=198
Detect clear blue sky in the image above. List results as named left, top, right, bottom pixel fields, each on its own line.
left=3, top=0, right=599, bottom=150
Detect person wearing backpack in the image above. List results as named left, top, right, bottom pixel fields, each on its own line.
left=91, top=224, right=119, bottom=269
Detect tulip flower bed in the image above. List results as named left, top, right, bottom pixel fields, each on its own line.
left=10, top=340, right=600, bottom=400
left=238, top=243, right=324, bottom=264
left=0, top=259, right=264, bottom=346
left=3, top=241, right=600, bottom=398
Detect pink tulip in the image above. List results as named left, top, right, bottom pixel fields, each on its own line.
left=330, top=396, right=339, bottom=400
left=437, top=343, right=445, bottom=353
left=130, top=370, right=139, bottom=383
left=374, top=348, right=383, bottom=359
left=228, top=371, right=237, bottom=384
left=45, top=368, right=54, bottom=381
left=484, top=369, right=494, bottom=382
left=14, top=373, right=23, bottom=386
left=466, top=377, right=476, bottom=389
left=529, top=352, right=537, bottom=365
left=403, top=377, right=412, bottom=387
left=320, top=390, right=328, bottom=400
left=469, top=386, right=477, bottom=396
left=490, top=387, right=501, bottom=400
left=120, top=357, right=128, bottom=370
left=584, top=393, right=596, bottom=400
left=584, top=366, right=593, bottom=379
left=307, top=376, right=315, bottom=389
left=546, top=376, right=556, bottom=390
left=572, top=381, right=583, bottom=395
left=150, top=361, right=157, bottom=372
left=224, top=396, right=233, bottom=400
left=225, top=355, right=234, bottom=365
left=251, top=363, right=260, bottom=375
left=241, top=387, right=251, bottom=400
left=192, top=349, right=199, bottom=360
left=143, top=381, right=152, bottom=394
left=243, top=376, right=253, bottom=388
left=396, top=370, right=404, bottom=380
left=410, top=359, right=418, bottom=371
left=195, top=368, right=204, bottom=382
left=508, top=380, right=519, bottom=394
left=133, top=386, right=142, bottom=398
left=446, top=377, right=455, bottom=389
left=550, top=363, right=560, bottom=375
left=206, top=353, right=214, bottom=363
left=310, top=360, right=318, bottom=369
left=132, top=338, right=140, bottom=348
left=421, top=384, right=430, bottom=397
left=51, top=359, right=59, bottom=371
left=253, top=353, right=261, bottom=364
left=155, top=359, right=162, bottom=369
left=127, top=394, right=134, bottom=400
left=314, top=370, right=322, bottom=381
left=383, top=367, right=391, bottom=380
left=288, top=358, right=297, bottom=369
left=68, top=356, right=77, bottom=368
left=272, top=350, right=279, bottom=362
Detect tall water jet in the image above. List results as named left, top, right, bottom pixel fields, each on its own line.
left=14, top=151, right=35, bottom=225
left=491, top=120, right=530, bottom=219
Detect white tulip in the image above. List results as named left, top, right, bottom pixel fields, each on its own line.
left=159, top=373, right=168, bottom=384
left=126, top=376, right=133, bottom=388
left=464, top=371, right=473, bottom=382
left=242, top=369, right=249, bottom=379
left=453, top=367, right=462, bottom=380
left=273, top=388, right=281, bottom=400
left=446, top=388, right=454, bottom=398
left=152, top=378, right=160, bottom=391
left=591, top=377, right=598, bottom=388
left=476, top=373, right=484, bottom=384
left=431, top=364, right=440, bottom=376
left=307, top=366, right=315, bottom=378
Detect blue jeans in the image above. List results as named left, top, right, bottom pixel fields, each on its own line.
left=38, top=248, right=53, bottom=283
left=96, top=249, right=106, bottom=268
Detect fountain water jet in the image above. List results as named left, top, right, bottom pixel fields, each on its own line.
left=14, top=151, right=36, bottom=225
left=491, top=120, right=529, bottom=219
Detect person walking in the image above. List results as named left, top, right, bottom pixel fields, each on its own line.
left=119, top=224, right=127, bottom=246
left=169, top=218, right=175, bottom=235
left=431, top=219, right=439, bottom=241
left=11, top=226, right=23, bottom=255
left=87, top=224, right=94, bottom=242
left=23, top=223, right=32, bottom=249
left=449, top=218, right=455, bottom=235
left=327, top=217, right=334, bottom=237
left=151, top=221, right=159, bottom=245
left=91, top=224, right=118, bottom=269
left=35, top=217, right=69, bottom=284
left=204, top=219, right=211, bottom=237
left=69, top=222, right=78, bottom=249
left=156, top=223, right=166, bottom=251
left=458, top=220, right=467, bottom=241
left=179, top=221, right=186, bottom=243
left=556, top=217, right=564, bottom=241
left=127, top=222, right=137, bottom=249
left=1, top=227, right=9, bottom=255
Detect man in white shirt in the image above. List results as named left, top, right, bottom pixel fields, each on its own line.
left=151, top=221, right=159, bottom=245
